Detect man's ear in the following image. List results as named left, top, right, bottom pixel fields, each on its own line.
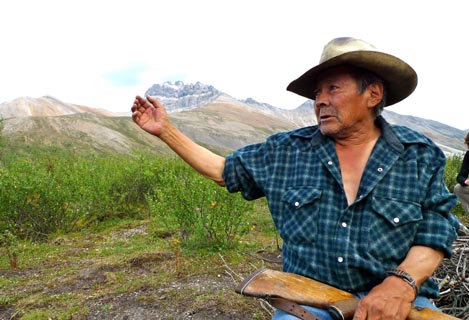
left=367, top=82, right=384, bottom=108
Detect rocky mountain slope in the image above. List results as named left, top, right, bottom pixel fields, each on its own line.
left=0, top=82, right=466, bottom=156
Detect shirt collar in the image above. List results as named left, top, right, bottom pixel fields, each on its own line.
left=376, top=116, right=405, bottom=154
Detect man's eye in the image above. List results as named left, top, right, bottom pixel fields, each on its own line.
left=329, top=85, right=338, bottom=91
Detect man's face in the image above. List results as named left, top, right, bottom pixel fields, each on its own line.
left=313, top=67, right=377, bottom=139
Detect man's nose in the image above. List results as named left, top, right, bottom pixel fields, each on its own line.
left=314, top=91, right=328, bottom=108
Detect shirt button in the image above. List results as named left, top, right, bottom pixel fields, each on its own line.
left=327, top=160, right=333, bottom=165
left=393, top=217, right=400, bottom=223
left=294, top=201, right=300, bottom=207
left=338, top=257, right=344, bottom=263
left=377, top=167, right=383, bottom=172
left=341, top=222, right=347, bottom=228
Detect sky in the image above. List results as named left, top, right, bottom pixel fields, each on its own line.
left=1, top=0, right=468, bottom=130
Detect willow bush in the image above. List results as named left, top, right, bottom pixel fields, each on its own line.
left=0, top=152, right=139, bottom=240
left=444, top=152, right=466, bottom=217
left=444, top=153, right=463, bottom=193
left=0, top=150, right=253, bottom=250
left=146, top=161, right=253, bottom=250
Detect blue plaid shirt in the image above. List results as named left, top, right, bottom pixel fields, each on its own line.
left=223, top=117, right=458, bottom=298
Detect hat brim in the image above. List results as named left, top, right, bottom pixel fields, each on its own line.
left=286, top=51, right=418, bottom=107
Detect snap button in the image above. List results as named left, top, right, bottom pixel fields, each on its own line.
left=338, top=257, right=344, bottom=263
left=294, top=201, right=300, bottom=207
left=393, top=217, right=400, bottom=224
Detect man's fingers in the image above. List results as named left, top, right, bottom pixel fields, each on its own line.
left=132, top=96, right=154, bottom=112
left=352, top=308, right=366, bottom=320
left=146, top=95, right=163, bottom=108
left=146, top=95, right=157, bottom=103
left=133, top=95, right=150, bottom=108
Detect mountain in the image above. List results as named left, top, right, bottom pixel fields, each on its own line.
left=0, top=96, right=116, bottom=118
left=382, top=111, right=466, bottom=154
left=145, top=81, right=222, bottom=112
left=0, top=96, right=171, bottom=156
left=0, top=82, right=467, bottom=157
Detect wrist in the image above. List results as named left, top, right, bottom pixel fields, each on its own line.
left=386, top=268, right=419, bottom=300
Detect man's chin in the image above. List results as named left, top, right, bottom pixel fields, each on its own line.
left=318, top=123, right=340, bottom=137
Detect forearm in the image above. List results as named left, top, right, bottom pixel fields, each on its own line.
left=395, top=245, right=444, bottom=290
left=160, top=124, right=226, bottom=186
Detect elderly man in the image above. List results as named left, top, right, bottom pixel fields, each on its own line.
left=131, top=37, right=458, bottom=320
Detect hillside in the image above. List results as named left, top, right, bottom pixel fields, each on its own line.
left=0, top=82, right=467, bottom=156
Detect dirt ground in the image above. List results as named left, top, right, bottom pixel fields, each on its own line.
left=0, top=240, right=281, bottom=320
left=2, top=222, right=467, bottom=320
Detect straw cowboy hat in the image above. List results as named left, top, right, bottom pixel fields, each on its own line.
left=287, top=37, right=418, bottom=106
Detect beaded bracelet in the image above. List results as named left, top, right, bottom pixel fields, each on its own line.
left=386, top=268, right=419, bottom=299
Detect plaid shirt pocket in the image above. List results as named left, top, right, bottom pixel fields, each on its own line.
left=280, top=187, right=322, bottom=244
left=368, top=196, right=422, bottom=261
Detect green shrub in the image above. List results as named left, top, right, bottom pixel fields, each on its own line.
left=0, top=230, right=18, bottom=268
left=0, top=150, right=254, bottom=251
left=444, top=153, right=466, bottom=217
left=444, top=153, right=463, bottom=193
left=147, top=160, right=253, bottom=250
left=0, top=152, right=157, bottom=240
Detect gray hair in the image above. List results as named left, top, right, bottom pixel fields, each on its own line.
left=348, top=66, right=387, bottom=118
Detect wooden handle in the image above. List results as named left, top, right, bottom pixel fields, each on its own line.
left=236, top=268, right=461, bottom=320
left=408, top=307, right=461, bottom=320
left=327, top=299, right=462, bottom=320
left=328, top=299, right=358, bottom=320
left=236, top=268, right=353, bottom=307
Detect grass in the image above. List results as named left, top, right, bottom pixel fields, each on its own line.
left=0, top=202, right=279, bottom=319
left=2, top=206, right=468, bottom=319
left=3, top=206, right=467, bottom=319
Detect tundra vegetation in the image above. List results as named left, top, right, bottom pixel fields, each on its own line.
left=0, top=134, right=468, bottom=318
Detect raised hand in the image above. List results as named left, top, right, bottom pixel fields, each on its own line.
left=131, top=95, right=169, bottom=137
